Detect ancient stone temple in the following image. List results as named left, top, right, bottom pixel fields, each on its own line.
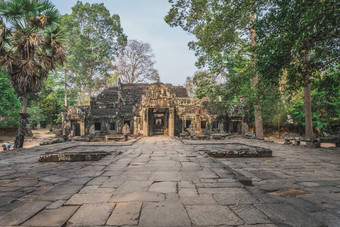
left=61, top=80, right=246, bottom=138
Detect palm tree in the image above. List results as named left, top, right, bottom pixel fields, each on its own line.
left=0, top=0, right=65, bottom=148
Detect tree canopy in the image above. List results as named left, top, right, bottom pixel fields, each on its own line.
left=114, top=40, right=159, bottom=84
left=62, top=1, right=127, bottom=102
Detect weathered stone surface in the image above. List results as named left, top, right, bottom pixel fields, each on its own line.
left=46, top=199, right=66, bottom=209
left=106, top=202, right=142, bottom=226
left=0, top=201, right=50, bottom=226
left=23, top=206, right=78, bottom=226
left=115, top=180, right=153, bottom=194
left=181, top=194, right=216, bottom=205
left=38, top=152, right=109, bottom=162
left=230, top=204, right=272, bottom=225
left=39, top=184, right=83, bottom=201
left=213, top=188, right=257, bottom=205
left=110, top=191, right=164, bottom=202
left=149, top=182, right=177, bottom=194
left=68, top=203, right=115, bottom=226
left=186, top=205, right=244, bottom=226
left=150, top=171, right=181, bottom=181
left=65, top=193, right=112, bottom=205
left=255, top=203, right=325, bottom=227
left=179, top=188, right=198, bottom=197
left=139, top=202, right=191, bottom=226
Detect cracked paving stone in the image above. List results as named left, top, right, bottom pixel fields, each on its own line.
left=23, top=206, right=78, bottom=226
left=106, top=202, right=142, bottom=226
left=65, top=193, right=112, bottom=205
left=139, top=202, right=191, bottom=227
left=67, top=203, right=115, bottom=226
left=186, top=205, right=244, bottom=226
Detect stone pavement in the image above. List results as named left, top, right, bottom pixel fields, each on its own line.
left=0, top=137, right=339, bottom=226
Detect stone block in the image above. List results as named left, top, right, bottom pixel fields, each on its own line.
left=139, top=202, right=191, bottom=226
left=106, top=202, right=142, bottom=226
left=230, top=204, right=272, bottom=225
left=110, top=191, right=164, bottom=202
left=186, top=205, right=243, bottom=226
left=23, top=206, right=78, bottom=226
left=150, top=182, right=177, bottom=194
left=68, top=203, right=115, bottom=226
left=0, top=201, right=50, bottom=226
left=65, top=193, right=112, bottom=205
left=213, top=188, right=257, bottom=205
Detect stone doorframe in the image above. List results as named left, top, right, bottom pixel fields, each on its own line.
left=138, top=83, right=176, bottom=137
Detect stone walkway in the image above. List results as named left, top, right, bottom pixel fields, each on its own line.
left=0, top=137, right=339, bottom=226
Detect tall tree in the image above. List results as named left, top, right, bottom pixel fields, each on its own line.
left=62, top=1, right=126, bottom=103
left=0, top=70, right=21, bottom=128
left=165, top=0, right=265, bottom=138
left=0, top=0, right=65, bottom=148
left=114, top=40, right=159, bottom=84
left=256, top=0, right=339, bottom=138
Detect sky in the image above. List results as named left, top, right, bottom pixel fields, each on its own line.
left=50, top=0, right=197, bottom=86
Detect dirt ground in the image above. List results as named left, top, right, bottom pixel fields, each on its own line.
left=0, top=129, right=56, bottom=150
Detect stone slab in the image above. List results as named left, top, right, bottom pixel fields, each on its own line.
left=68, top=203, right=115, bottom=226
left=213, top=188, right=257, bottom=205
left=230, top=204, right=272, bottom=225
left=255, top=203, right=325, bottom=227
left=139, top=202, right=191, bottom=226
left=186, top=205, right=244, bottom=226
left=106, top=202, right=142, bottom=226
left=149, top=182, right=177, bottom=194
left=65, top=193, right=112, bottom=205
left=115, top=180, right=153, bottom=194
left=110, top=191, right=164, bottom=202
left=179, top=188, right=198, bottom=197
left=0, top=201, right=50, bottom=226
left=23, top=206, right=78, bottom=226
left=150, top=172, right=182, bottom=181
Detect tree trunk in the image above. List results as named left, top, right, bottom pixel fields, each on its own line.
left=64, top=68, right=68, bottom=107
left=303, top=51, right=313, bottom=138
left=14, top=95, right=29, bottom=148
left=304, top=80, right=313, bottom=138
left=250, top=11, right=264, bottom=139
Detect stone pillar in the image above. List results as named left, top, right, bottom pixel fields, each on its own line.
left=80, top=122, right=85, bottom=136
left=143, top=109, right=149, bottom=137
left=133, top=116, right=139, bottom=136
left=169, top=108, right=175, bottom=137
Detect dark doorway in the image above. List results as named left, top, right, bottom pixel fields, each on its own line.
left=73, top=122, right=80, bottom=136
left=233, top=122, right=238, bottom=133
left=148, top=108, right=169, bottom=136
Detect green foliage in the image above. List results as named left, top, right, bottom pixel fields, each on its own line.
left=192, top=71, right=218, bottom=99
left=0, top=0, right=65, bottom=97
left=287, top=65, right=340, bottom=132
left=257, top=0, right=339, bottom=87
left=61, top=1, right=127, bottom=103
left=0, top=70, right=21, bottom=128
left=27, top=105, right=44, bottom=128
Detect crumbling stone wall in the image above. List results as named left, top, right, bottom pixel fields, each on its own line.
left=61, top=81, right=247, bottom=138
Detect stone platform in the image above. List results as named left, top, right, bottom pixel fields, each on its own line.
left=0, top=137, right=339, bottom=226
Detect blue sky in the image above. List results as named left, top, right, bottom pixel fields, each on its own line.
left=50, top=0, right=197, bottom=86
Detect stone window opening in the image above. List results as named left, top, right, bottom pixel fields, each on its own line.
left=110, top=122, right=116, bottom=130
left=186, top=120, right=191, bottom=128
left=124, top=120, right=131, bottom=127
left=94, top=123, right=101, bottom=131
left=201, top=121, right=207, bottom=129
left=212, top=121, right=219, bottom=129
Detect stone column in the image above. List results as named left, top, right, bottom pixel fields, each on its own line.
left=80, top=122, right=85, bottom=136
left=169, top=108, right=175, bottom=137
left=143, top=109, right=149, bottom=137
left=133, top=116, right=139, bottom=136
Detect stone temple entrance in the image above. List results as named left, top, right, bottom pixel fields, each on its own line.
left=148, top=108, right=169, bottom=136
